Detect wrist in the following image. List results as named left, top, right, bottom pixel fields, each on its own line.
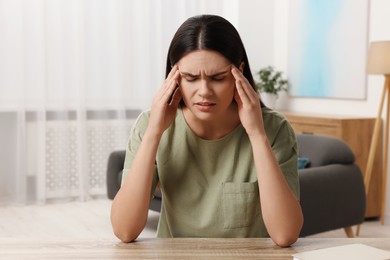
left=248, top=130, right=269, bottom=144
left=144, top=127, right=164, bottom=142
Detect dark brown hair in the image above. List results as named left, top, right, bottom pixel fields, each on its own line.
left=165, top=14, right=258, bottom=93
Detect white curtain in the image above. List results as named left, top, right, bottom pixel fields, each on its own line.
left=0, top=0, right=239, bottom=205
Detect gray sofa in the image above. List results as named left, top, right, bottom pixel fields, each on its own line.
left=296, top=134, right=365, bottom=236
left=106, top=134, right=366, bottom=237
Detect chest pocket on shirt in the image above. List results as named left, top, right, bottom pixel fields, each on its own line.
left=222, top=181, right=260, bottom=229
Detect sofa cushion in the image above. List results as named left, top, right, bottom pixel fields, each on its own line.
left=297, top=134, right=355, bottom=168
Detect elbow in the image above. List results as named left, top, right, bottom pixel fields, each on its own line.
left=272, top=235, right=299, bottom=248
left=113, top=228, right=138, bottom=243
left=110, top=207, right=145, bottom=243
left=271, top=217, right=303, bottom=247
left=111, top=212, right=147, bottom=243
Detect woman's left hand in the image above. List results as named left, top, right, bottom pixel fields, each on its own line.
left=231, top=66, right=265, bottom=138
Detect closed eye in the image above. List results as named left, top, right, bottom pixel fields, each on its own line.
left=184, top=76, right=198, bottom=82
left=211, top=76, right=226, bottom=81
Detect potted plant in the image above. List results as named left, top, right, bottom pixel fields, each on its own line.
left=255, top=66, right=288, bottom=109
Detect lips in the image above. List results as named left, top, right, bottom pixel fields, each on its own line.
left=196, top=102, right=216, bottom=106
left=194, top=102, right=216, bottom=112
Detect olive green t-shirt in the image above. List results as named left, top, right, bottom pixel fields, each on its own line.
left=122, top=107, right=299, bottom=238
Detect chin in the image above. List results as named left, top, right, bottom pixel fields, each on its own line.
left=191, top=110, right=219, bottom=121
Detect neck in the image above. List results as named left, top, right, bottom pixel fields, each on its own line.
left=182, top=104, right=241, bottom=140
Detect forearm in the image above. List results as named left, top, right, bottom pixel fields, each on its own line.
left=111, top=129, right=162, bottom=242
left=110, top=65, right=180, bottom=242
left=250, top=134, right=303, bottom=247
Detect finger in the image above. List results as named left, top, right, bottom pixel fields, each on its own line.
left=166, top=65, right=178, bottom=82
left=235, top=80, right=250, bottom=104
left=231, top=67, right=259, bottom=102
left=166, top=69, right=180, bottom=88
left=232, top=67, right=252, bottom=102
left=234, top=87, right=243, bottom=106
left=231, top=67, right=251, bottom=87
left=231, top=67, right=254, bottom=91
left=160, top=73, right=179, bottom=102
left=231, top=66, right=249, bottom=83
left=158, top=69, right=179, bottom=94
left=169, top=86, right=182, bottom=107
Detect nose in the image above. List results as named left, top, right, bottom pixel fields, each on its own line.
left=198, top=79, right=213, bottom=97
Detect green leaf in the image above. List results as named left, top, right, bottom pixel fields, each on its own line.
left=255, top=66, right=288, bottom=96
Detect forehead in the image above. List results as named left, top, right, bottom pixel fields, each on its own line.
left=177, top=50, right=231, bottom=73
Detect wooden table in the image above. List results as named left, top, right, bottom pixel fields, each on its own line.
left=1, top=238, right=390, bottom=259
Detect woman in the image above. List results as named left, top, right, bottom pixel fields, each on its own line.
left=111, top=14, right=303, bottom=247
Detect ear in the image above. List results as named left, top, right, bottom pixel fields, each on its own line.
left=239, top=62, right=245, bottom=73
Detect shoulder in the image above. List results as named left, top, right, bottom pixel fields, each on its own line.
left=262, top=107, right=291, bottom=132
left=132, top=109, right=151, bottom=132
left=262, top=107, right=288, bottom=124
left=262, top=107, right=295, bottom=145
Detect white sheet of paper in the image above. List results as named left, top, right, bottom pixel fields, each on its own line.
left=292, top=243, right=390, bottom=260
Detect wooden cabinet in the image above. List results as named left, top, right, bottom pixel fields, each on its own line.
left=283, top=111, right=382, bottom=218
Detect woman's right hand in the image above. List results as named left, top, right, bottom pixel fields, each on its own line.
left=147, top=65, right=182, bottom=136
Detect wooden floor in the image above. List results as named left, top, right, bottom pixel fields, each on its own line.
left=0, top=199, right=389, bottom=240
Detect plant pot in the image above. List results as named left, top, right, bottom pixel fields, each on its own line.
left=260, top=92, right=278, bottom=109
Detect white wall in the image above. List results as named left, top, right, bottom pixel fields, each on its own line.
left=238, top=0, right=275, bottom=72
left=240, top=0, right=390, bottom=224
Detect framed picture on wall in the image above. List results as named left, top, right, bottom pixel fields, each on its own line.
left=287, top=0, right=369, bottom=99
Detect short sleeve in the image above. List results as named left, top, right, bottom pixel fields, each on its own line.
left=263, top=109, right=300, bottom=200
left=122, top=111, right=159, bottom=197
left=271, top=121, right=300, bottom=199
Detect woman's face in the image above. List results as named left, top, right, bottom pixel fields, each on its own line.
left=176, top=50, right=237, bottom=121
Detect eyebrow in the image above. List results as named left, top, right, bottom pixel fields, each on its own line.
left=180, top=70, right=229, bottom=77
